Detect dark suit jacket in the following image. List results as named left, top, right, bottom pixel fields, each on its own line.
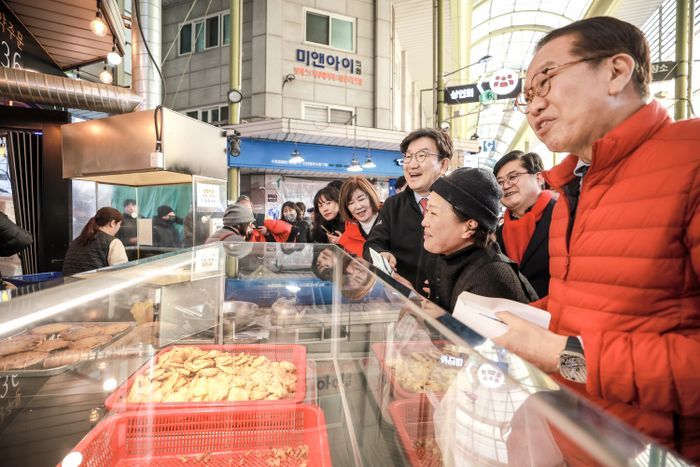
left=496, top=198, right=556, bottom=299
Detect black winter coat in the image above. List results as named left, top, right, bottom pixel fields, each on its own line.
left=152, top=217, right=182, bottom=248
left=429, top=243, right=539, bottom=313
left=363, top=188, right=433, bottom=293
left=311, top=216, right=344, bottom=244
left=0, top=212, right=32, bottom=257
left=496, top=198, right=555, bottom=299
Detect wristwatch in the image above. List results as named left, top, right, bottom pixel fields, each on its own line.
left=558, top=336, right=587, bottom=383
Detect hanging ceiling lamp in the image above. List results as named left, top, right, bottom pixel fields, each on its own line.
left=107, top=44, right=122, bottom=65
left=347, top=158, right=363, bottom=172
left=99, top=63, right=113, bottom=84
left=289, top=143, right=304, bottom=164
left=362, top=143, right=375, bottom=169
left=90, top=2, right=108, bottom=38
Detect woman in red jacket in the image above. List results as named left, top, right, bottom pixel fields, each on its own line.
left=332, top=176, right=380, bottom=257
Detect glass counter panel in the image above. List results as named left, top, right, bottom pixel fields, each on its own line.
left=0, top=243, right=691, bottom=467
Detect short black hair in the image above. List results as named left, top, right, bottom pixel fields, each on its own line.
left=399, top=128, right=454, bottom=160
left=395, top=176, right=406, bottom=190
left=123, top=198, right=136, bottom=208
left=327, top=180, right=344, bottom=191
left=493, top=151, right=545, bottom=177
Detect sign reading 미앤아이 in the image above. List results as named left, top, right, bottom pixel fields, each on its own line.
left=295, top=48, right=363, bottom=86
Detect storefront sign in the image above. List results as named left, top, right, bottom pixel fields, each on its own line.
left=651, top=61, right=676, bottom=82
left=196, top=182, right=222, bottom=209
left=296, top=48, right=362, bottom=75
left=194, top=247, right=220, bottom=276
left=445, top=78, right=523, bottom=105
left=294, top=48, right=363, bottom=86
left=488, top=68, right=519, bottom=96
left=230, top=139, right=402, bottom=177
left=0, top=2, right=64, bottom=75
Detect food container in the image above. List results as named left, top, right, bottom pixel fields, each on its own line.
left=371, top=341, right=468, bottom=400
left=104, top=344, right=307, bottom=411
left=0, top=322, right=134, bottom=377
left=65, top=404, right=332, bottom=466
left=389, top=397, right=443, bottom=467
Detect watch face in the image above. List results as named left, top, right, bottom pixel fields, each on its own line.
left=227, top=89, right=242, bottom=104
left=560, top=352, right=587, bottom=384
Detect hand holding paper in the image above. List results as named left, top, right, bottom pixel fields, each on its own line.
left=451, top=291, right=551, bottom=339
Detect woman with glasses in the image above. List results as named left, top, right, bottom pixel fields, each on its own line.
left=493, top=151, right=555, bottom=298
left=335, top=176, right=381, bottom=257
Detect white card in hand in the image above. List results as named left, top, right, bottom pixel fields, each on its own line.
left=452, top=291, right=551, bottom=338
left=369, top=248, right=393, bottom=276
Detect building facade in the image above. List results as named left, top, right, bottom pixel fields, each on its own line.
left=162, top=0, right=416, bottom=130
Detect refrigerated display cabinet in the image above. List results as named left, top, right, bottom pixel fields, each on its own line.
left=0, top=242, right=691, bottom=466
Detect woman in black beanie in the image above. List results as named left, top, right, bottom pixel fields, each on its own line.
left=421, top=167, right=538, bottom=314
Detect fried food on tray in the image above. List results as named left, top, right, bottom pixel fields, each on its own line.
left=42, top=350, right=87, bottom=368
left=100, top=323, right=131, bottom=335
left=385, top=344, right=466, bottom=394
left=0, top=351, right=49, bottom=370
left=0, top=334, right=45, bottom=357
left=31, top=323, right=71, bottom=335
left=34, top=339, right=70, bottom=352
left=69, top=335, right=112, bottom=350
left=59, top=326, right=105, bottom=341
left=127, top=346, right=298, bottom=403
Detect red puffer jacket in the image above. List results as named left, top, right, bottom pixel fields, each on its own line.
left=542, top=101, right=700, bottom=460
left=338, top=221, right=365, bottom=257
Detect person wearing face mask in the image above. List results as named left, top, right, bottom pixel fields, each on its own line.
left=363, top=128, right=453, bottom=292
left=63, top=207, right=128, bottom=275
left=281, top=201, right=310, bottom=243
left=311, top=186, right=344, bottom=244
left=152, top=205, right=183, bottom=249
left=493, top=151, right=555, bottom=298
left=335, top=176, right=381, bottom=257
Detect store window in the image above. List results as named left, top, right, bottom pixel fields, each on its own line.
left=179, top=11, right=230, bottom=56
left=304, top=9, right=355, bottom=52
left=222, top=13, right=231, bottom=46
left=302, top=103, right=354, bottom=124
left=179, top=23, right=192, bottom=54
left=183, top=106, right=230, bottom=126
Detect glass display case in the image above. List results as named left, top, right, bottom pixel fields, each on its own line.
left=0, top=242, right=691, bottom=466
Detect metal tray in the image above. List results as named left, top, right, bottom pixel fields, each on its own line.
left=0, top=322, right=135, bottom=377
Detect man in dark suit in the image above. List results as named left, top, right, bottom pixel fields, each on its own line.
left=494, top=150, right=555, bottom=298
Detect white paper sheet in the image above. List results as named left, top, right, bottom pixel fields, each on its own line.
left=368, top=247, right=393, bottom=276
left=452, top=291, right=551, bottom=338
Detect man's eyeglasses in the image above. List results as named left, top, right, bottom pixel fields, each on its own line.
left=515, top=55, right=611, bottom=114
left=496, top=171, right=531, bottom=188
left=402, top=149, right=441, bottom=164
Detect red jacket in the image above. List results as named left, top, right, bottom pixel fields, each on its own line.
left=249, top=219, right=292, bottom=243
left=338, top=221, right=365, bottom=257
left=542, top=101, right=700, bottom=459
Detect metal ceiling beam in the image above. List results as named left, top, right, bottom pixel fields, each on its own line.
left=471, top=24, right=554, bottom=48
left=584, top=0, right=623, bottom=17
left=472, top=10, right=579, bottom=29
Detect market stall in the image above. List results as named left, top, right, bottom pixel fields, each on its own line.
left=0, top=243, right=688, bottom=466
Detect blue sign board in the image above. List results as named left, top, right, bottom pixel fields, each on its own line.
left=228, top=138, right=403, bottom=177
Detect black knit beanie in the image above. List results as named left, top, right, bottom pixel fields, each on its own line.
left=157, top=205, right=175, bottom=218
left=429, top=167, right=502, bottom=232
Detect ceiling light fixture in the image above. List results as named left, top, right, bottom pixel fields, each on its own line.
left=107, top=45, right=122, bottom=65
left=99, top=63, right=113, bottom=84
left=362, top=142, right=375, bottom=169
left=90, top=5, right=108, bottom=37
left=347, top=158, right=363, bottom=172
left=289, top=143, right=304, bottom=164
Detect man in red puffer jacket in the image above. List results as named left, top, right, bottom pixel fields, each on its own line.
left=494, top=17, right=700, bottom=462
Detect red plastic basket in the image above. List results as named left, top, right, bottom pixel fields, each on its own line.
left=389, top=397, right=442, bottom=467
left=372, top=341, right=455, bottom=400
left=105, top=344, right=306, bottom=411
left=66, top=404, right=331, bottom=466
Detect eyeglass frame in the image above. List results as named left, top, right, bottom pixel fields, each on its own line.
left=496, top=171, right=533, bottom=188
left=402, top=149, right=442, bottom=164
left=515, top=54, right=612, bottom=114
